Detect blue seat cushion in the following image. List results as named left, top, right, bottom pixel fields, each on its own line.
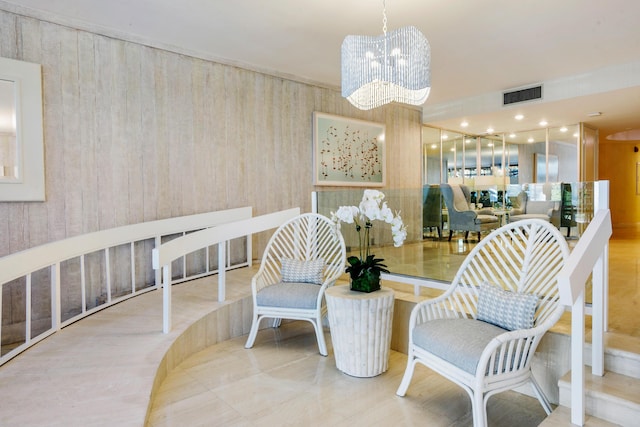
left=256, top=282, right=321, bottom=309
left=412, top=318, right=507, bottom=374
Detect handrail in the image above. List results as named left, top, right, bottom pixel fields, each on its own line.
left=152, top=207, right=301, bottom=333
left=0, top=207, right=252, bottom=285
left=0, top=207, right=253, bottom=367
left=557, top=181, right=611, bottom=426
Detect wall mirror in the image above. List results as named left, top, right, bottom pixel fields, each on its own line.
left=0, top=56, right=45, bottom=201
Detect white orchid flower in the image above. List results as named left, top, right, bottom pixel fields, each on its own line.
left=363, top=189, right=384, bottom=202
left=380, top=202, right=394, bottom=223
left=334, top=205, right=358, bottom=224
left=359, top=199, right=380, bottom=221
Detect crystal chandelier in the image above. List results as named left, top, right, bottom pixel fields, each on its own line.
left=341, top=1, right=431, bottom=110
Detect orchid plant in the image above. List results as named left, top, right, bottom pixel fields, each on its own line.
left=331, top=189, right=407, bottom=291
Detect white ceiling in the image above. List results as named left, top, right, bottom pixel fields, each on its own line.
left=2, top=0, right=640, bottom=140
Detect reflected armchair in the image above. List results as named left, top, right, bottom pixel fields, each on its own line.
left=440, top=184, right=500, bottom=241
left=508, top=191, right=559, bottom=224
left=422, top=185, right=443, bottom=239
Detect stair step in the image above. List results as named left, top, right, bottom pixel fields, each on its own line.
left=558, top=370, right=640, bottom=426
left=539, top=405, right=620, bottom=426
left=586, top=333, right=640, bottom=380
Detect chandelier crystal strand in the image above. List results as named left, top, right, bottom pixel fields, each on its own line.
left=341, top=1, right=431, bottom=110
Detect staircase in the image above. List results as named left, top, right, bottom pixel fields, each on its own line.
left=541, top=333, right=640, bottom=426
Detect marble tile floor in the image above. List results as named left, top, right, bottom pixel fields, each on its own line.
left=0, top=267, right=259, bottom=427
left=147, top=321, right=617, bottom=427
left=0, top=223, right=637, bottom=426
left=148, top=224, right=638, bottom=426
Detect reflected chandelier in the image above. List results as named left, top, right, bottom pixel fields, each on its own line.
left=341, top=0, right=431, bottom=110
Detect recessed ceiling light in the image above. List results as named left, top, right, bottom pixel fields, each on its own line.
left=573, top=132, right=579, bottom=138
left=431, top=144, right=437, bottom=149
left=527, top=137, right=534, bottom=143
left=515, top=114, right=524, bottom=120
left=560, top=126, right=568, bottom=132
left=450, top=148, right=456, bottom=152
left=509, top=133, right=516, bottom=138
left=539, top=120, right=548, bottom=126
left=486, top=127, right=494, bottom=134
left=487, top=143, right=494, bottom=147
left=461, top=121, right=469, bottom=127
left=442, top=134, right=449, bottom=140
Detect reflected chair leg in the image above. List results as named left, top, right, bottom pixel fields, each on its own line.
left=477, top=232, right=481, bottom=241
left=448, top=230, right=453, bottom=241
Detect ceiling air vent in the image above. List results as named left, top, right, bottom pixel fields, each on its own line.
left=503, top=85, right=542, bottom=105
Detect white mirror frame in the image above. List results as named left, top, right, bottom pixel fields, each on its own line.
left=0, top=57, right=45, bottom=201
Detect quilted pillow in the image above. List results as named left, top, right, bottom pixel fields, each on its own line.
left=281, top=258, right=325, bottom=285
left=477, top=282, right=539, bottom=331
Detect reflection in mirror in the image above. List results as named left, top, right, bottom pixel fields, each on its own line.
left=444, top=132, right=463, bottom=184
left=506, top=126, right=579, bottom=184
left=505, top=141, right=519, bottom=184
left=422, top=126, right=441, bottom=184
left=464, top=135, right=476, bottom=179
left=0, top=56, right=45, bottom=201
left=0, top=79, right=17, bottom=180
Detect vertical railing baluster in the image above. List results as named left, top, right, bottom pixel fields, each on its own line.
left=162, top=265, right=171, bottom=334
left=105, top=248, right=111, bottom=303
left=80, top=254, right=86, bottom=313
left=26, top=273, right=32, bottom=342
left=571, top=291, right=586, bottom=426
left=182, top=232, right=187, bottom=280
left=155, top=236, right=162, bottom=289
left=218, top=242, right=226, bottom=302
left=52, top=262, right=61, bottom=331
left=205, top=243, right=210, bottom=274
left=130, top=241, right=136, bottom=294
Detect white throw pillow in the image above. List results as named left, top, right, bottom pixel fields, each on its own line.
left=477, top=282, right=538, bottom=330
left=281, top=258, right=325, bottom=285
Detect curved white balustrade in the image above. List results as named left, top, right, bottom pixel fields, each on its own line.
left=0, top=207, right=254, bottom=366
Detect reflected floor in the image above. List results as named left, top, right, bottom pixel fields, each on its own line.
left=374, top=224, right=640, bottom=338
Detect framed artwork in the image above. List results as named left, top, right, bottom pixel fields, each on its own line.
left=313, top=112, right=386, bottom=187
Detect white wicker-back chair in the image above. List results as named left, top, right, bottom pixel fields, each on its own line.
left=245, top=213, right=346, bottom=356
left=396, top=219, right=570, bottom=427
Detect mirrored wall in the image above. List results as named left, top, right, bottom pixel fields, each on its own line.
left=423, top=124, right=580, bottom=189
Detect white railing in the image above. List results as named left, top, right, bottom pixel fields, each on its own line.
left=152, top=208, right=300, bottom=333
left=0, top=207, right=253, bottom=367
left=557, top=180, right=612, bottom=426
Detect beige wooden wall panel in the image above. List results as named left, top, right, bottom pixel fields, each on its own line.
left=0, top=8, right=422, bottom=260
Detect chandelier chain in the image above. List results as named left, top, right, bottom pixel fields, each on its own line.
left=382, top=0, right=387, bottom=35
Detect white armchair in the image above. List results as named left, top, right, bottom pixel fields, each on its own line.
left=396, top=219, right=570, bottom=427
left=244, top=213, right=346, bottom=356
